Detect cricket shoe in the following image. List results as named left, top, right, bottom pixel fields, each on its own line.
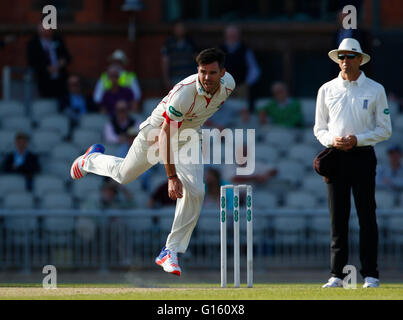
left=363, top=277, right=379, bottom=288
left=322, top=277, right=343, bottom=288
left=70, top=144, right=105, bottom=180
left=155, top=246, right=182, bottom=276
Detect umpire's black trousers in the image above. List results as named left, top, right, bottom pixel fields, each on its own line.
left=326, top=146, right=379, bottom=279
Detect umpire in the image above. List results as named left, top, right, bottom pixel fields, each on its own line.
left=314, top=38, right=392, bottom=288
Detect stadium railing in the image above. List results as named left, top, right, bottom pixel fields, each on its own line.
left=0, top=209, right=402, bottom=273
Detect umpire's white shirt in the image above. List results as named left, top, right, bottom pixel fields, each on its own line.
left=314, top=72, right=392, bottom=147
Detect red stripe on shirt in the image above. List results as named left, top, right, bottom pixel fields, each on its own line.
left=186, top=93, right=198, bottom=115
left=163, top=111, right=183, bottom=128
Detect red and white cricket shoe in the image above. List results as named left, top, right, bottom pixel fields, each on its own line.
left=155, top=246, right=182, bottom=276
left=70, top=144, right=105, bottom=180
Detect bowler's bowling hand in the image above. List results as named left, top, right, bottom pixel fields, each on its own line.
left=168, top=177, right=183, bottom=200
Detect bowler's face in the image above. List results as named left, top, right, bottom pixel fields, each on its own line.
left=338, top=50, right=362, bottom=74
left=198, top=62, right=225, bottom=94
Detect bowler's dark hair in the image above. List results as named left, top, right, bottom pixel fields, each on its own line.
left=196, top=48, right=226, bottom=69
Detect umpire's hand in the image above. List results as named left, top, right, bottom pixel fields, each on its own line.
left=168, top=177, right=183, bottom=200
left=333, top=135, right=357, bottom=151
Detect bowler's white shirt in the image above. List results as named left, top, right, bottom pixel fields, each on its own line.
left=314, top=72, right=392, bottom=147
left=140, top=72, right=236, bottom=132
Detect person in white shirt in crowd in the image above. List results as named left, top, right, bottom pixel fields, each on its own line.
left=376, top=145, right=403, bottom=191
left=314, top=38, right=392, bottom=289
left=70, top=48, right=235, bottom=277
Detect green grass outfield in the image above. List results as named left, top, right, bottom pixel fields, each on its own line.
left=0, top=283, right=402, bottom=300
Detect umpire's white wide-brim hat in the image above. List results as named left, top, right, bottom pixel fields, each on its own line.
left=328, top=38, right=370, bottom=66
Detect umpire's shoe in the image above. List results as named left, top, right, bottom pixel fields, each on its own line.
left=322, top=277, right=343, bottom=288
left=70, top=144, right=105, bottom=180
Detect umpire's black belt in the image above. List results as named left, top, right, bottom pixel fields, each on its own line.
left=339, top=146, right=374, bottom=153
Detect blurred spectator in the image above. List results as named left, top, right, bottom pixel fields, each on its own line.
left=83, top=180, right=135, bottom=210
left=235, top=107, right=260, bottom=129
left=115, top=124, right=139, bottom=157
left=220, top=24, right=261, bottom=111
left=60, top=75, right=96, bottom=127
left=93, top=49, right=141, bottom=106
left=149, top=181, right=176, bottom=208
left=257, top=81, right=303, bottom=128
left=2, top=132, right=41, bottom=191
left=161, top=20, right=198, bottom=90
left=27, top=24, right=71, bottom=98
left=0, top=34, right=17, bottom=49
left=387, top=92, right=403, bottom=114
left=100, top=65, right=137, bottom=116
left=376, top=145, right=403, bottom=191
left=104, top=100, right=136, bottom=144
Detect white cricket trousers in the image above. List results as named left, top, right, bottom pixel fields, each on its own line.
left=82, top=125, right=205, bottom=253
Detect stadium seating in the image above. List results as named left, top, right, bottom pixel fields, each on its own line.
left=72, top=128, right=102, bottom=151
left=254, top=143, right=279, bottom=163
left=300, top=98, right=316, bottom=126
left=31, top=129, right=63, bottom=154
left=142, top=98, right=163, bottom=117
left=253, top=190, right=279, bottom=209
left=0, top=175, right=26, bottom=201
left=273, top=216, right=306, bottom=244
left=392, top=113, right=403, bottom=131
left=375, top=190, right=396, bottom=209
left=42, top=214, right=76, bottom=247
left=126, top=188, right=151, bottom=209
left=72, top=175, right=104, bottom=200
left=387, top=217, right=403, bottom=244
left=79, top=113, right=109, bottom=133
left=0, top=100, right=25, bottom=118
left=158, top=216, right=175, bottom=234
left=38, top=114, right=70, bottom=138
left=4, top=192, right=34, bottom=209
left=276, top=160, right=306, bottom=186
left=287, top=143, right=317, bottom=169
left=301, top=174, right=326, bottom=196
left=374, top=143, right=390, bottom=164
left=0, top=130, right=16, bottom=154
left=33, top=174, right=66, bottom=198
left=264, top=127, right=297, bottom=149
left=30, top=99, right=58, bottom=122
left=1, top=116, right=32, bottom=134
left=4, top=216, right=38, bottom=232
left=126, top=215, right=154, bottom=231
left=285, top=191, right=318, bottom=209
left=310, top=215, right=330, bottom=245
left=47, top=160, right=72, bottom=183
left=50, top=142, right=80, bottom=162
left=1, top=95, right=401, bottom=215
left=102, top=143, right=120, bottom=157
left=40, top=192, right=74, bottom=209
